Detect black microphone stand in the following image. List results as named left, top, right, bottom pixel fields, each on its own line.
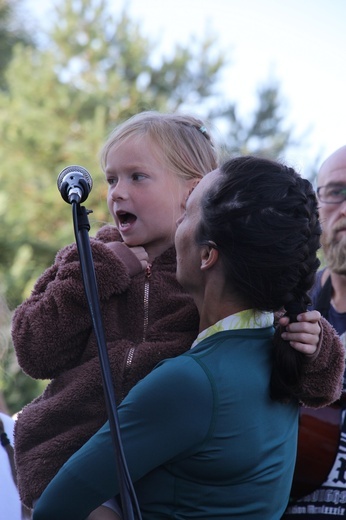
left=72, top=202, right=141, bottom=520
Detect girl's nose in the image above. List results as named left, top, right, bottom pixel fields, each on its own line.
left=111, top=181, right=127, bottom=201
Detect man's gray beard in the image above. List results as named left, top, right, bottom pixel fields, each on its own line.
left=323, top=234, right=346, bottom=275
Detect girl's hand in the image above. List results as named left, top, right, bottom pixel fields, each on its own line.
left=105, top=242, right=149, bottom=272
left=126, top=245, right=149, bottom=270
left=279, top=310, right=321, bottom=355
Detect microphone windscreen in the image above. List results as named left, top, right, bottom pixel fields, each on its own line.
left=57, top=165, right=93, bottom=192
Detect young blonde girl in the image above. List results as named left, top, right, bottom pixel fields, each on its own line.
left=12, top=112, right=343, bottom=519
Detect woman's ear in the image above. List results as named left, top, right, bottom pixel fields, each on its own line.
left=189, top=178, right=201, bottom=190
left=180, top=179, right=199, bottom=209
left=185, top=178, right=200, bottom=198
left=200, top=244, right=219, bottom=271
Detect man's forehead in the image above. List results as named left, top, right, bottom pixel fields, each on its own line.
left=319, top=166, right=346, bottom=186
left=318, top=147, right=346, bottom=185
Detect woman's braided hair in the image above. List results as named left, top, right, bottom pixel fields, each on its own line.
left=196, top=155, right=322, bottom=402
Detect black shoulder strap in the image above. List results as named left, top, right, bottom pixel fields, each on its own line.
left=314, top=275, right=333, bottom=319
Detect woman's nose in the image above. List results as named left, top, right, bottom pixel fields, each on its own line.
left=176, top=215, right=183, bottom=228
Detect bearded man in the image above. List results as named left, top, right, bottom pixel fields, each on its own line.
left=313, top=145, right=346, bottom=349
left=283, top=145, right=346, bottom=519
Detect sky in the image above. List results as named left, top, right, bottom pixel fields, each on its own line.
left=23, top=0, right=346, bottom=176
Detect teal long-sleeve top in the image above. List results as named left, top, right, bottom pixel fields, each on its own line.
left=33, top=327, right=298, bottom=520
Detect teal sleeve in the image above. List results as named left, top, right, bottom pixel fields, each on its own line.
left=33, top=356, right=215, bottom=520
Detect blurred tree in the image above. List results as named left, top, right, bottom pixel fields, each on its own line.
left=0, top=0, right=33, bottom=90
left=0, top=0, right=226, bottom=413
left=0, top=0, right=302, bottom=413
left=214, top=84, right=294, bottom=159
left=0, top=0, right=226, bottom=310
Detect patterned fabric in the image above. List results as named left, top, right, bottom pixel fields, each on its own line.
left=191, top=309, right=274, bottom=348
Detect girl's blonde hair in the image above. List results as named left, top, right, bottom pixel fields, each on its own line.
left=100, top=111, right=218, bottom=182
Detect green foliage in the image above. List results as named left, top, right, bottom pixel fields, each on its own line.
left=0, top=0, right=33, bottom=90
left=0, top=0, right=227, bottom=310
left=211, top=84, right=295, bottom=159
left=0, top=0, right=304, bottom=414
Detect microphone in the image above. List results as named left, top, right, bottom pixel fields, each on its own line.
left=57, top=165, right=93, bottom=204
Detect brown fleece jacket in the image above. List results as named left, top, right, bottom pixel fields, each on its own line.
left=12, top=225, right=344, bottom=508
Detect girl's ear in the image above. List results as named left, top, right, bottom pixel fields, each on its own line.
left=200, top=244, right=219, bottom=271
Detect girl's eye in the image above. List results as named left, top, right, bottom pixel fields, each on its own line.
left=132, top=173, right=146, bottom=181
left=106, top=172, right=146, bottom=185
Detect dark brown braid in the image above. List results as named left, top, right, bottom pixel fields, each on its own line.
left=270, top=166, right=321, bottom=401
left=195, top=156, right=321, bottom=403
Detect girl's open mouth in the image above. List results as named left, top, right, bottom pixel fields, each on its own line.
left=117, top=211, right=137, bottom=231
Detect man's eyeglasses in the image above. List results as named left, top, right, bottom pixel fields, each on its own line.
left=317, top=185, right=346, bottom=204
